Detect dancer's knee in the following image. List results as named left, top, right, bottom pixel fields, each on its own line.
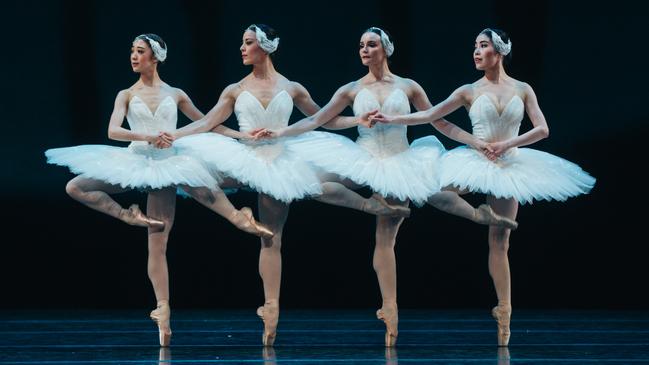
left=427, top=193, right=452, bottom=211
left=261, top=234, right=282, bottom=250
left=191, top=187, right=216, bottom=204
left=65, top=180, right=83, bottom=199
left=320, top=182, right=338, bottom=194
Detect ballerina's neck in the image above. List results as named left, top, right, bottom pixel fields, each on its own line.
left=252, top=57, right=277, bottom=80
left=367, top=62, right=392, bottom=82
left=483, top=63, right=508, bottom=83
left=138, top=69, right=162, bottom=87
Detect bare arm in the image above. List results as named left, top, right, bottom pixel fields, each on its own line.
left=293, top=82, right=361, bottom=130
left=272, top=83, right=355, bottom=137
left=107, top=90, right=158, bottom=143
left=408, top=81, right=482, bottom=148
left=372, top=85, right=468, bottom=126
left=174, top=88, right=244, bottom=140
left=211, top=124, right=251, bottom=139
left=173, top=84, right=237, bottom=139
left=489, top=83, right=550, bottom=156
left=177, top=88, right=204, bottom=121
left=292, top=82, right=320, bottom=117
left=508, top=83, right=550, bottom=147
left=321, top=115, right=361, bottom=130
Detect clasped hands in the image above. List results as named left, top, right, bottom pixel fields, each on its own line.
left=148, top=132, right=175, bottom=149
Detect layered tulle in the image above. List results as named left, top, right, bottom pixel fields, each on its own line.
left=287, top=131, right=445, bottom=205
left=45, top=144, right=220, bottom=190
left=439, top=146, right=596, bottom=204
left=174, top=133, right=322, bottom=203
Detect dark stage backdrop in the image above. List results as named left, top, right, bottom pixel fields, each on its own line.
left=1, top=0, right=647, bottom=310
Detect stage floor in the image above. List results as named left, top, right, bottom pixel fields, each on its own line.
left=1, top=309, right=648, bottom=363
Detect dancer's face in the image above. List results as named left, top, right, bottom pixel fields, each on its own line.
left=359, top=32, right=386, bottom=66
left=131, top=39, right=156, bottom=73
left=473, top=33, right=501, bottom=70
left=240, top=30, right=266, bottom=65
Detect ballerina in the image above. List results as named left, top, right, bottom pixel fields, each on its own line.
left=370, top=28, right=596, bottom=346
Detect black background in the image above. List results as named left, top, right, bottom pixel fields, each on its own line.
left=1, top=0, right=646, bottom=310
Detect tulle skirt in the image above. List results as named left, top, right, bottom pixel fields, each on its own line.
left=439, top=146, right=596, bottom=204
left=174, top=133, right=322, bottom=203
left=45, top=143, right=220, bottom=190
left=286, top=132, right=445, bottom=206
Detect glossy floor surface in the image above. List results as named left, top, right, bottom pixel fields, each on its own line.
left=1, top=310, right=648, bottom=363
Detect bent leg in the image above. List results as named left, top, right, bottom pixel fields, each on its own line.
left=426, top=188, right=517, bottom=229
left=65, top=176, right=162, bottom=228
left=181, top=184, right=272, bottom=238
left=313, top=173, right=409, bottom=217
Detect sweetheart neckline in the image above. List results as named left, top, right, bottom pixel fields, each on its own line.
left=469, top=94, right=522, bottom=118
left=129, top=95, right=175, bottom=118
left=356, top=88, right=407, bottom=108
left=237, top=90, right=291, bottom=111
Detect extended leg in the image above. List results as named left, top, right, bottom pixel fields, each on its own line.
left=145, top=188, right=176, bottom=347
left=486, top=195, right=518, bottom=346
left=256, top=193, right=290, bottom=346
left=373, top=196, right=408, bottom=347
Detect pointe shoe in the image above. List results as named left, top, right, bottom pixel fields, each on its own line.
left=122, top=204, right=165, bottom=230
left=235, top=207, right=274, bottom=239
left=376, top=304, right=398, bottom=347
left=150, top=300, right=172, bottom=347
left=366, top=194, right=411, bottom=218
left=256, top=302, right=279, bottom=346
left=491, top=304, right=512, bottom=347
left=477, top=204, right=518, bottom=230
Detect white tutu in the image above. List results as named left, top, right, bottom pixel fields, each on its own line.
left=440, top=146, right=596, bottom=204
left=284, top=88, right=445, bottom=205
left=46, top=95, right=221, bottom=190
left=438, top=94, right=596, bottom=204
left=45, top=143, right=220, bottom=190
left=174, top=133, right=322, bottom=203
left=287, top=131, right=445, bottom=205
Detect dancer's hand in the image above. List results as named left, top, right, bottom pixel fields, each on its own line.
left=228, top=129, right=254, bottom=140
left=153, top=132, right=174, bottom=149
left=486, top=140, right=511, bottom=159
left=250, top=128, right=266, bottom=139
left=473, top=140, right=497, bottom=161
left=358, top=109, right=379, bottom=128
left=161, top=131, right=175, bottom=143
left=252, top=128, right=280, bottom=140
left=160, top=132, right=175, bottom=147
left=370, top=112, right=396, bottom=125
left=146, top=133, right=168, bottom=148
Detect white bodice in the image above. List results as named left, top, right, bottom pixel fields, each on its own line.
left=354, top=88, right=410, bottom=157
left=126, top=95, right=177, bottom=149
left=234, top=90, right=293, bottom=133
left=469, top=94, right=524, bottom=142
